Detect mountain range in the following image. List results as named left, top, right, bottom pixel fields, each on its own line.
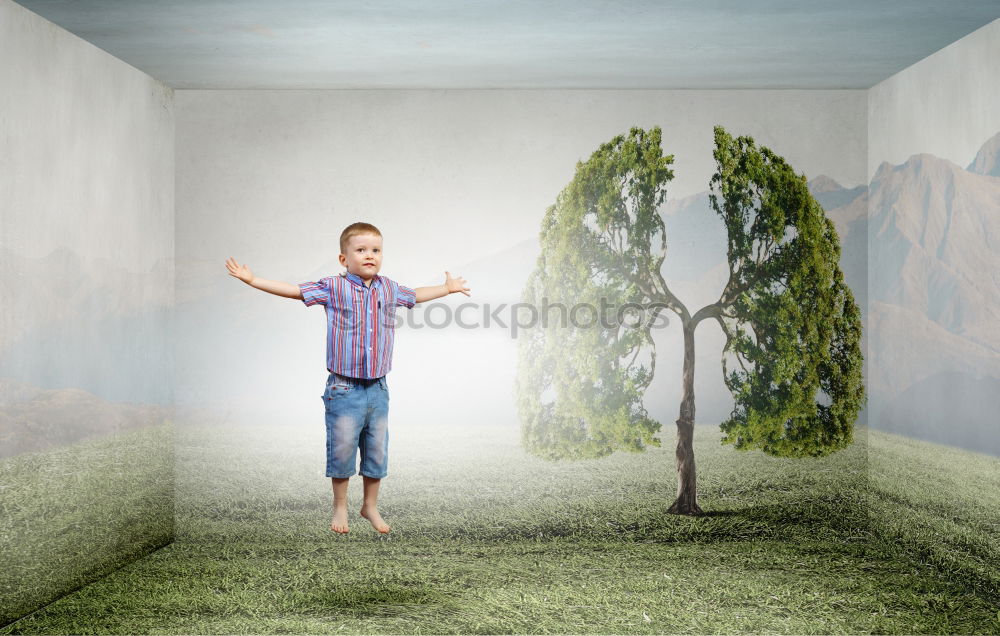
left=0, top=377, right=170, bottom=457
left=0, top=245, right=173, bottom=405
left=866, top=131, right=1000, bottom=454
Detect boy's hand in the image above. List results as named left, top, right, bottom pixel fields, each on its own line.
left=414, top=272, right=471, bottom=303
left=445, top=271, right=471, bottom=296
left=226, top=257, right=254, bottom=284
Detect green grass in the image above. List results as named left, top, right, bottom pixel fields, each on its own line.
left=2, top=418, right=998, bottom=635
left=867, top=430, right=1000, bottom=604
left=0, top=423, right=174, bottom=626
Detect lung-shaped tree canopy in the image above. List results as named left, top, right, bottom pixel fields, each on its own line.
left=516, top=125, right=866, bottom=463
left=516, top=127, right=674, bottom=460
left=711, top=127, right=865, bottom=457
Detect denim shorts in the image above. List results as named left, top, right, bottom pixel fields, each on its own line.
left=321, top=372, right=390, bottom=479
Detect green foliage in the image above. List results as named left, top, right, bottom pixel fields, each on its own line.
left=517, top=124, right=865, bottom=464
left=710, top=126, right=866, bottom=457
left=516, top=127, right=674, bottom=460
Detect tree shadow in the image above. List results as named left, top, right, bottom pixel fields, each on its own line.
left=432, top=492, right=870, bottom=545
left=295, top=581, right=458, bottom=618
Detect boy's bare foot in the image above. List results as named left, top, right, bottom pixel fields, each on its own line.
left=360, top=505, right=390, bottom=533
left=331, top=507, right=349, bottom=534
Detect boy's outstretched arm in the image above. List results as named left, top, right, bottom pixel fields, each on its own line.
left=414, top=271, right=470, bottom=303
left=225, top=257, right=303, bottom=300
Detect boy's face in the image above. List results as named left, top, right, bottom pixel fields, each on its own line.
left=339, top=232, right=383, bottom=280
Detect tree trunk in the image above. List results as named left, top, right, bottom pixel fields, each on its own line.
left=668, top=319, right=703, bottom=515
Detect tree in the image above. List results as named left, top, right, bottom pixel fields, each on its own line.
left=516, top=125, right=865, bottom=515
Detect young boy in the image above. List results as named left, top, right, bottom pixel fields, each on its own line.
left=225, top=222, right=470, bottom=534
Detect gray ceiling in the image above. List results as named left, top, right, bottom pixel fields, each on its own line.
left=14, top=0, right=1000, bottom=89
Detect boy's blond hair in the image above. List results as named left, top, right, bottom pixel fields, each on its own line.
left=340, top=222, right=382, bottom=254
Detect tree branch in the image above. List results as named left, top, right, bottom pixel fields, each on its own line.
left=692, top=302, right=723, bottom=325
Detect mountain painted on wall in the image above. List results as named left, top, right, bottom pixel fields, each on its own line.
left=967, top=131, right=1000, bottom=177
left=0, top=377, right=171, bottom=458
left=0, top=246, right=173, bottom=405
left=868, top=131, right=1000, bottom=455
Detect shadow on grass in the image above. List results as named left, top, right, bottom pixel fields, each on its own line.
left=697, top=509, right=741, bottom=517
left=434, top=491, right=870, bottom=546
left=868, top=485, right=1000, bottom=605
left=297, top=582, right=457, bottom=618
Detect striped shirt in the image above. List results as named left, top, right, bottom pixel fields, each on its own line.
left=298, top=272, right=417, bottom=379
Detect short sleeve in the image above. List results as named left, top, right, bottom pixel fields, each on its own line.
left=298, top=277, right=332, bottom=307
left=394, top=281, right=416, bottom=308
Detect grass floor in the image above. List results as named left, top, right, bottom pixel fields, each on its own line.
left=2, top=418, right=998, bottom=635
left=0, top=424, right=173, bottom=627
left=866, top=430, right=1000, bottom=608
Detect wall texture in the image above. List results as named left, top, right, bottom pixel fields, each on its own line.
left=867, top=19, right=1000, bottom=455
left=0, top=0, right=175, bottom=625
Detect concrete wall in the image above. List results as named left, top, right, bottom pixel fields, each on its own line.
left=0, top=0, right=175, bottom=625
left=866, top=19, right=1000, bottom=454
